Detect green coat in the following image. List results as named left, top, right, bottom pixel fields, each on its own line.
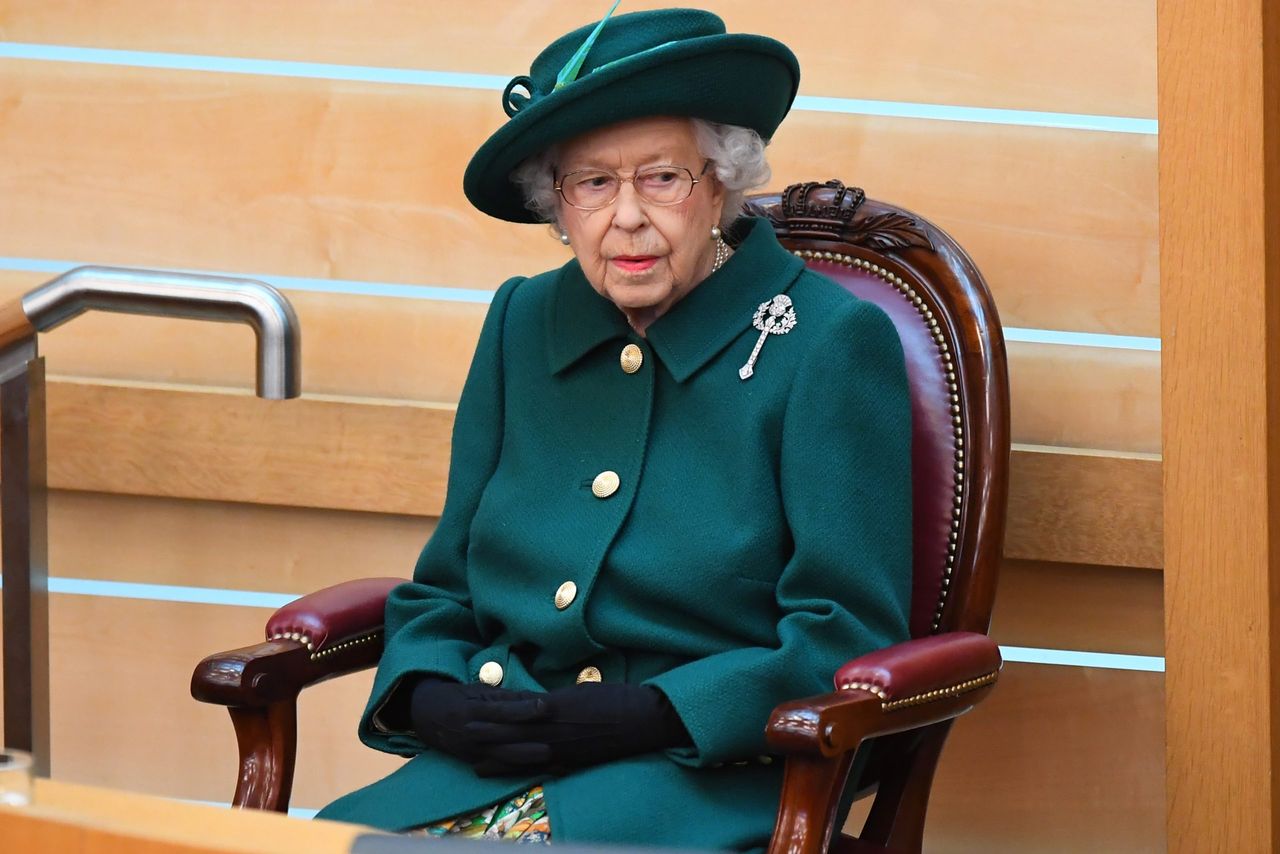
left=317, top=218, right=913, bottom=852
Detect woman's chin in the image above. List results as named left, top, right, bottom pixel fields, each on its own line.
left=604, top=282, right=672, bottom=311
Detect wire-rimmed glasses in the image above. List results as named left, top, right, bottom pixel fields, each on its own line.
left=555, top=161, right=710, bottom=210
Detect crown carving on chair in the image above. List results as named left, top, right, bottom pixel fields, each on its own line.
left=750, top=179, right=934, bottom=253
left=780, top=180, right=867, bottom=227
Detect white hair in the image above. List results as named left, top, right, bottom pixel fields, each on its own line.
left=509, top=118, right=772, bottom=229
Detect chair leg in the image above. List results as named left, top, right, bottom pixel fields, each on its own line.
left=767, top=751, right=857, bottom=854
left=858, top=721, right=952, bottom=853
left=228, top=700, right=298, bottom=812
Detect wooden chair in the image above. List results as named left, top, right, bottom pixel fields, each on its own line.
left=192, top=179, right=1010, bottom=854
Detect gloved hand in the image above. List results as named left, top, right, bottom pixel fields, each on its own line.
left=460, top=682, right=690, bottom=777
left=409, top=677, right=549, bottom=767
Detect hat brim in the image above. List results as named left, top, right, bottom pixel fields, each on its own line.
left=463, top=34, right=800, bottom=223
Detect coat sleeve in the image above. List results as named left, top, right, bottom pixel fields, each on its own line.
left=356, top=276, right=524, bottom=756
left=644, top=297, right=913, bottom=766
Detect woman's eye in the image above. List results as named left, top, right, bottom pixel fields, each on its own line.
left=576, top=174, right=613, bottom=190
left=644, top=171, right=679, bottom=185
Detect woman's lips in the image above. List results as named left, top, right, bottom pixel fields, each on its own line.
left=611, top=255, right=659, bottom=273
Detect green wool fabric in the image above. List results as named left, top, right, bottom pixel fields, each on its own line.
left=316, top=219, right=913, bottom=852
left=464, top=8, right=799, bottom=222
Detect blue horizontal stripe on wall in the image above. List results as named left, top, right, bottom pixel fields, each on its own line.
left=47, top=577, right=298, bottom=609
left=1000, top=645, right=1164, bottom=673
left=0, top=576, right=1165, bottom=672
left=0, top=256, right=1162, bottom=351
left=0, top=42, right=1158, bottom=135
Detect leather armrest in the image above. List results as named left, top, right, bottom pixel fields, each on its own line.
left=264, top=577, right=403, bottom=653
left=191, top=577, right=403, bottom=708
left=766, top=632, right=1001, bottom=757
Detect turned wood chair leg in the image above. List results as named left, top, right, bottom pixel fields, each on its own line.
left=858, top=722, right=952, bottom=853
left=229, top=700, right=298, bottom=812
left=767, top=751, right=857, bottom=854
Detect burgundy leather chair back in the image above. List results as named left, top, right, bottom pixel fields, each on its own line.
left=747, top=182, right=1009, bottom=637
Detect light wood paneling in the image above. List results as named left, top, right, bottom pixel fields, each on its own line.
left=0, top=595, right=402, bottom=808
left=0, top=271, right=488, bottom=402
left=45, top=380, right=454, bottom=517
left=991, top=560, right=1163, bottom=656
left=20, top=780, right=365, bottom=854
left=0, top=0, right=1157, bottom=118
left=47, top=491, right=432, bottom=593
left=1008, top=342, right=1159, bottom=453
left=43, top=496, right=1167, bottom=657
left=0, top=60, right=1159, bottom=337
left=34, top=381, right=1160, bottom=568
left=1005, top=445, right=1163, bottom=569
left=2, top=267, right=1163, bottom=452
left=1158, top=0, right=1280, bottom=849
left=914, top=663, right=1163, bottom=852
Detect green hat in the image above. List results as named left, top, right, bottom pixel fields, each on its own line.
left=463, top=6, right=800, bottom=223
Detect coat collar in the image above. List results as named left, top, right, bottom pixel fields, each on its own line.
left=546, top=218, right=805, bottom=382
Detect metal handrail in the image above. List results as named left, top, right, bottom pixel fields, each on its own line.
left=0, top=265, right=302, bottom=775
left=18, top=266, right=301, bottom=399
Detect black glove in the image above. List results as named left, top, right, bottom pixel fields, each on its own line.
left=461, top=682, right=690, bottom=776
left=408, top=677, right=549, bottom=767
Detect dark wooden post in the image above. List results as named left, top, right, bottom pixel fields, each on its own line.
left=0, top=345, right=50, bottom=776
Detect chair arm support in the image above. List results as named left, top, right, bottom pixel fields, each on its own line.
left=766, top=632, right=1001, bottom=757
left=191, top=577, right=402, bottom=707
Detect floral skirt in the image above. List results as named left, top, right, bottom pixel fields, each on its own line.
left=411, top=786, right=551, bottom=845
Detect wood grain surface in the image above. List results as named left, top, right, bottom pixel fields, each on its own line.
left=44, top=380, right=454, bottom=516
left=0, top=60, right=1159, bottom=337
left=25, top=379, right=1160, bottom=567
left=0, top=271, right=1162, bottom=453
left=0, top=0, right=1157, bottom=117
left=1005, top=445, right=1163, bottom=569
left=992, top=559, right=1163, bottom=655
left=11, top=779, right=365, bottom=854
left=1158, top=0, right=1280, bottom=849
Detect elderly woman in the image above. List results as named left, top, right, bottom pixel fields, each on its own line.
left=317, top=7, right=912, bottom=852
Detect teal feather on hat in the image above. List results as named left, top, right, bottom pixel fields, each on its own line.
left=555, top=0, right=622, bottom=91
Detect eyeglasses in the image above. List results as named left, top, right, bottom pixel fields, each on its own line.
left=555, top=161, right=710, bottom=210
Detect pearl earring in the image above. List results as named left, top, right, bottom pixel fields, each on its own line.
left=710, top=225, right=722, bottom=241
left=559, top=231, right=571, bottom=246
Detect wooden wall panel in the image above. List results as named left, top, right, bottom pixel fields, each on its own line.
left=1158, top=0, right=1280, bottom=848
left=0, top=271, right=488, bottom=402
left=0, top=269, right=1162, bottom=453
left=0, top=60, right=1159, bottom=338
left=45, top=381, right=454, bottom=517
left=42, top=493, right=1166, bottom=656
left=32, top=381, right=1159, bottom=568
left=0, top=0, right=1157, bottom=117
left=1008, top=342, right=1159, bottom=453
left=46, top=491, right=433, bottom=593
left=0, top=596, right=403, bottom=807
left=912, top=663, right=1163, bottom=852
left=1005, top=445, right=1163, bottom=569
left=992, top=560, right=1164, bottom=656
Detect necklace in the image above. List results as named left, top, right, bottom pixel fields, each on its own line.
left=711, top=237, right=731, bottom=273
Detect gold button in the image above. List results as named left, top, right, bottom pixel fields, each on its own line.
left=576, top=666, right=603, bottom=684
left=620, top=344, right=643, bottom=374
left=478, top=661, right=504, bottom=686
left=555, top=581, right=578, bottom=610
left=591, top=471, right=620, bottom=499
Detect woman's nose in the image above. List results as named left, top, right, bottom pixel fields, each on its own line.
left=611, top=182, right=647, bottom=230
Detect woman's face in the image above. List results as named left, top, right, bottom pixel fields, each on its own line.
left=555, top=116, right=725, bottom=332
